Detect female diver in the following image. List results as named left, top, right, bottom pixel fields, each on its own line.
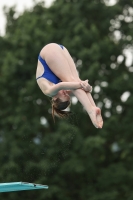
left=36, top=43, right=103, bottom=129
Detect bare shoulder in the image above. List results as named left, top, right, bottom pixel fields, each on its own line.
left=37, top=78, right=54, bottom=97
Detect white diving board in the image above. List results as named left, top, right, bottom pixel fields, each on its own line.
left=0, top=182, right=48, bottom=193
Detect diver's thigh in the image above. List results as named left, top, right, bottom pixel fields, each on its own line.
left=63, top=47, right=80, bottom=81
left=43, top=44, right=76, bottom=81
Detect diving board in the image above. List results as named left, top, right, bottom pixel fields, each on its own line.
left=0, top=182, right=48, bottom=193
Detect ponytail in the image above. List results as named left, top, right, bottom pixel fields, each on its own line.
left=51, top=98, right=71, bottom=122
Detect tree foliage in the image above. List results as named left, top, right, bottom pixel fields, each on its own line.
left=0, top=0, right=133, bottom=199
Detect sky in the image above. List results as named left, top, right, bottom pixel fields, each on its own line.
left=0, top=0, right=54, bottom=35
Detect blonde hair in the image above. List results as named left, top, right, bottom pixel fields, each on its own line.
left=51, top=98, right=71, bottom=122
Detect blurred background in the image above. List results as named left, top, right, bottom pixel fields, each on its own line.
left=0, top=0, right=133, bottom=199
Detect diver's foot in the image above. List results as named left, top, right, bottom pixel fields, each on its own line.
left=89, top=107, right=103, bottom=129
left=96, top=107, right=103, bottom=128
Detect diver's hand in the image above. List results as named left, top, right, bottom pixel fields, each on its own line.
left=80, top=80, right=92, bottom=92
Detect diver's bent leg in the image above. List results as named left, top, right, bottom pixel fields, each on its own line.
left=63, top=47, right=80, bottom=81
left=41, top=44, right=75, bottom=81
left=72, top=89, right=103, bottom=128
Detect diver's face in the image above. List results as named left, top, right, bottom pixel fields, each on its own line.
left=56, top=90, right=70, bottom=102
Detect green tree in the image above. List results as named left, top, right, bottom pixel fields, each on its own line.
left=0, top=0, right=133, bottom=199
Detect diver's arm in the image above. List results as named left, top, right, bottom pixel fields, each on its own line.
left=45, top=82, right=82, bottom=97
